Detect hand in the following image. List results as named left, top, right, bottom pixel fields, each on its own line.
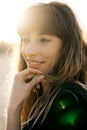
left=9, top=68, right=44, bottom=108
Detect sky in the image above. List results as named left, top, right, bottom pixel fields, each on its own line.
left=0, top=0, right=87, bottom=44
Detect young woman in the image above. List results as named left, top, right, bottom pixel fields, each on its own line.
left=6, top=1, right=87, bottom=130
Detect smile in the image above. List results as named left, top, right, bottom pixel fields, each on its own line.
left=27, top=60, right=45, bottom=69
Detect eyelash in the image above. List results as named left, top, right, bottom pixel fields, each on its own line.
left=21, top=38, right=50, bottom=44
left=40, top=38, right=50, bottom=42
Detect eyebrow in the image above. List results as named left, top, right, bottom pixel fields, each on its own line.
left=37, top=33, right=46, bottom=35
left=37, top=33, right=54, bottom=36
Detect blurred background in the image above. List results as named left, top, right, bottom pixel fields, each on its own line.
left=0, top=0, right=87, bottom=130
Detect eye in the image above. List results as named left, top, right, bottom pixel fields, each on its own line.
left=40, top=38, right=50, bottom=42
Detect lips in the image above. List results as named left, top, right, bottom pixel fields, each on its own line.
left=26, top=60, right=45, bottom=69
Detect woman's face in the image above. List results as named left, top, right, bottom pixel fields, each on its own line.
left=21, top=32, right=62, bottom=74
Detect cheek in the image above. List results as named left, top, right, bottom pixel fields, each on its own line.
left=47, top=48, right=59, bottom=63
left=44, top=46, right=61, bottom=71
left=21, top=46, right=26, bottom=59
left=42, top=51, right=58, bottom=73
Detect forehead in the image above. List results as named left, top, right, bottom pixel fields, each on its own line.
left=17, top=5, right=61, bottom=38
left=20, top=32, right=56, bottom=40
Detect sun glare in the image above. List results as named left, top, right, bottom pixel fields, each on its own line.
left=0, top=0, right=87, bottom=44
left=0, top=0, right=29, bottom=44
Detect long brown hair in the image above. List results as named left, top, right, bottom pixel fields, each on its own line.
left=17, top=1, right=87, bottom=129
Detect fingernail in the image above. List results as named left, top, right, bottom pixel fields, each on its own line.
left=40, top=75, right=44, bottom=79
left=36, top=85, right=40, bottom=89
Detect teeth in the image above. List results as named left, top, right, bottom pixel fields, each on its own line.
left=29, top=61, right=41, bottom=65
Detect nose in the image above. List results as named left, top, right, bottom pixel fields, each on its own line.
left=23, top=42, right=38, bottom=56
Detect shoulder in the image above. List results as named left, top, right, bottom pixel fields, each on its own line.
left=52, top=82, right=87, bottom=109
left=45, top=82, right=87, bottom=129
left=51, top=82, right=87, bottom=111
left=60, top=82, right=87, bottom=104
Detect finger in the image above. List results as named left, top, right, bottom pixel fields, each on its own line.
left=24, top=71, right=43, bottom=83
left=36, top=84, right=40, bottom=89
left=24, top=68, right=44, bottom=82
left=33, top=83, right=43, bottom=97
left=29, top=68, right=43, bottom=74
left=26, top=75, right=44, bottom=89
left=19, top=68, right=43, bottom=79
left=24, top=73, right=34, bottom=83
left=18, top=68, right=30, bottom=77
left=33, top=84, right=40, bottom=92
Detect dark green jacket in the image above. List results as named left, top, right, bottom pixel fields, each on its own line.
left=23, top=83, right=87, bottom=130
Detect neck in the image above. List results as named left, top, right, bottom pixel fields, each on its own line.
left=41, top=79, right=49, bottom=94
